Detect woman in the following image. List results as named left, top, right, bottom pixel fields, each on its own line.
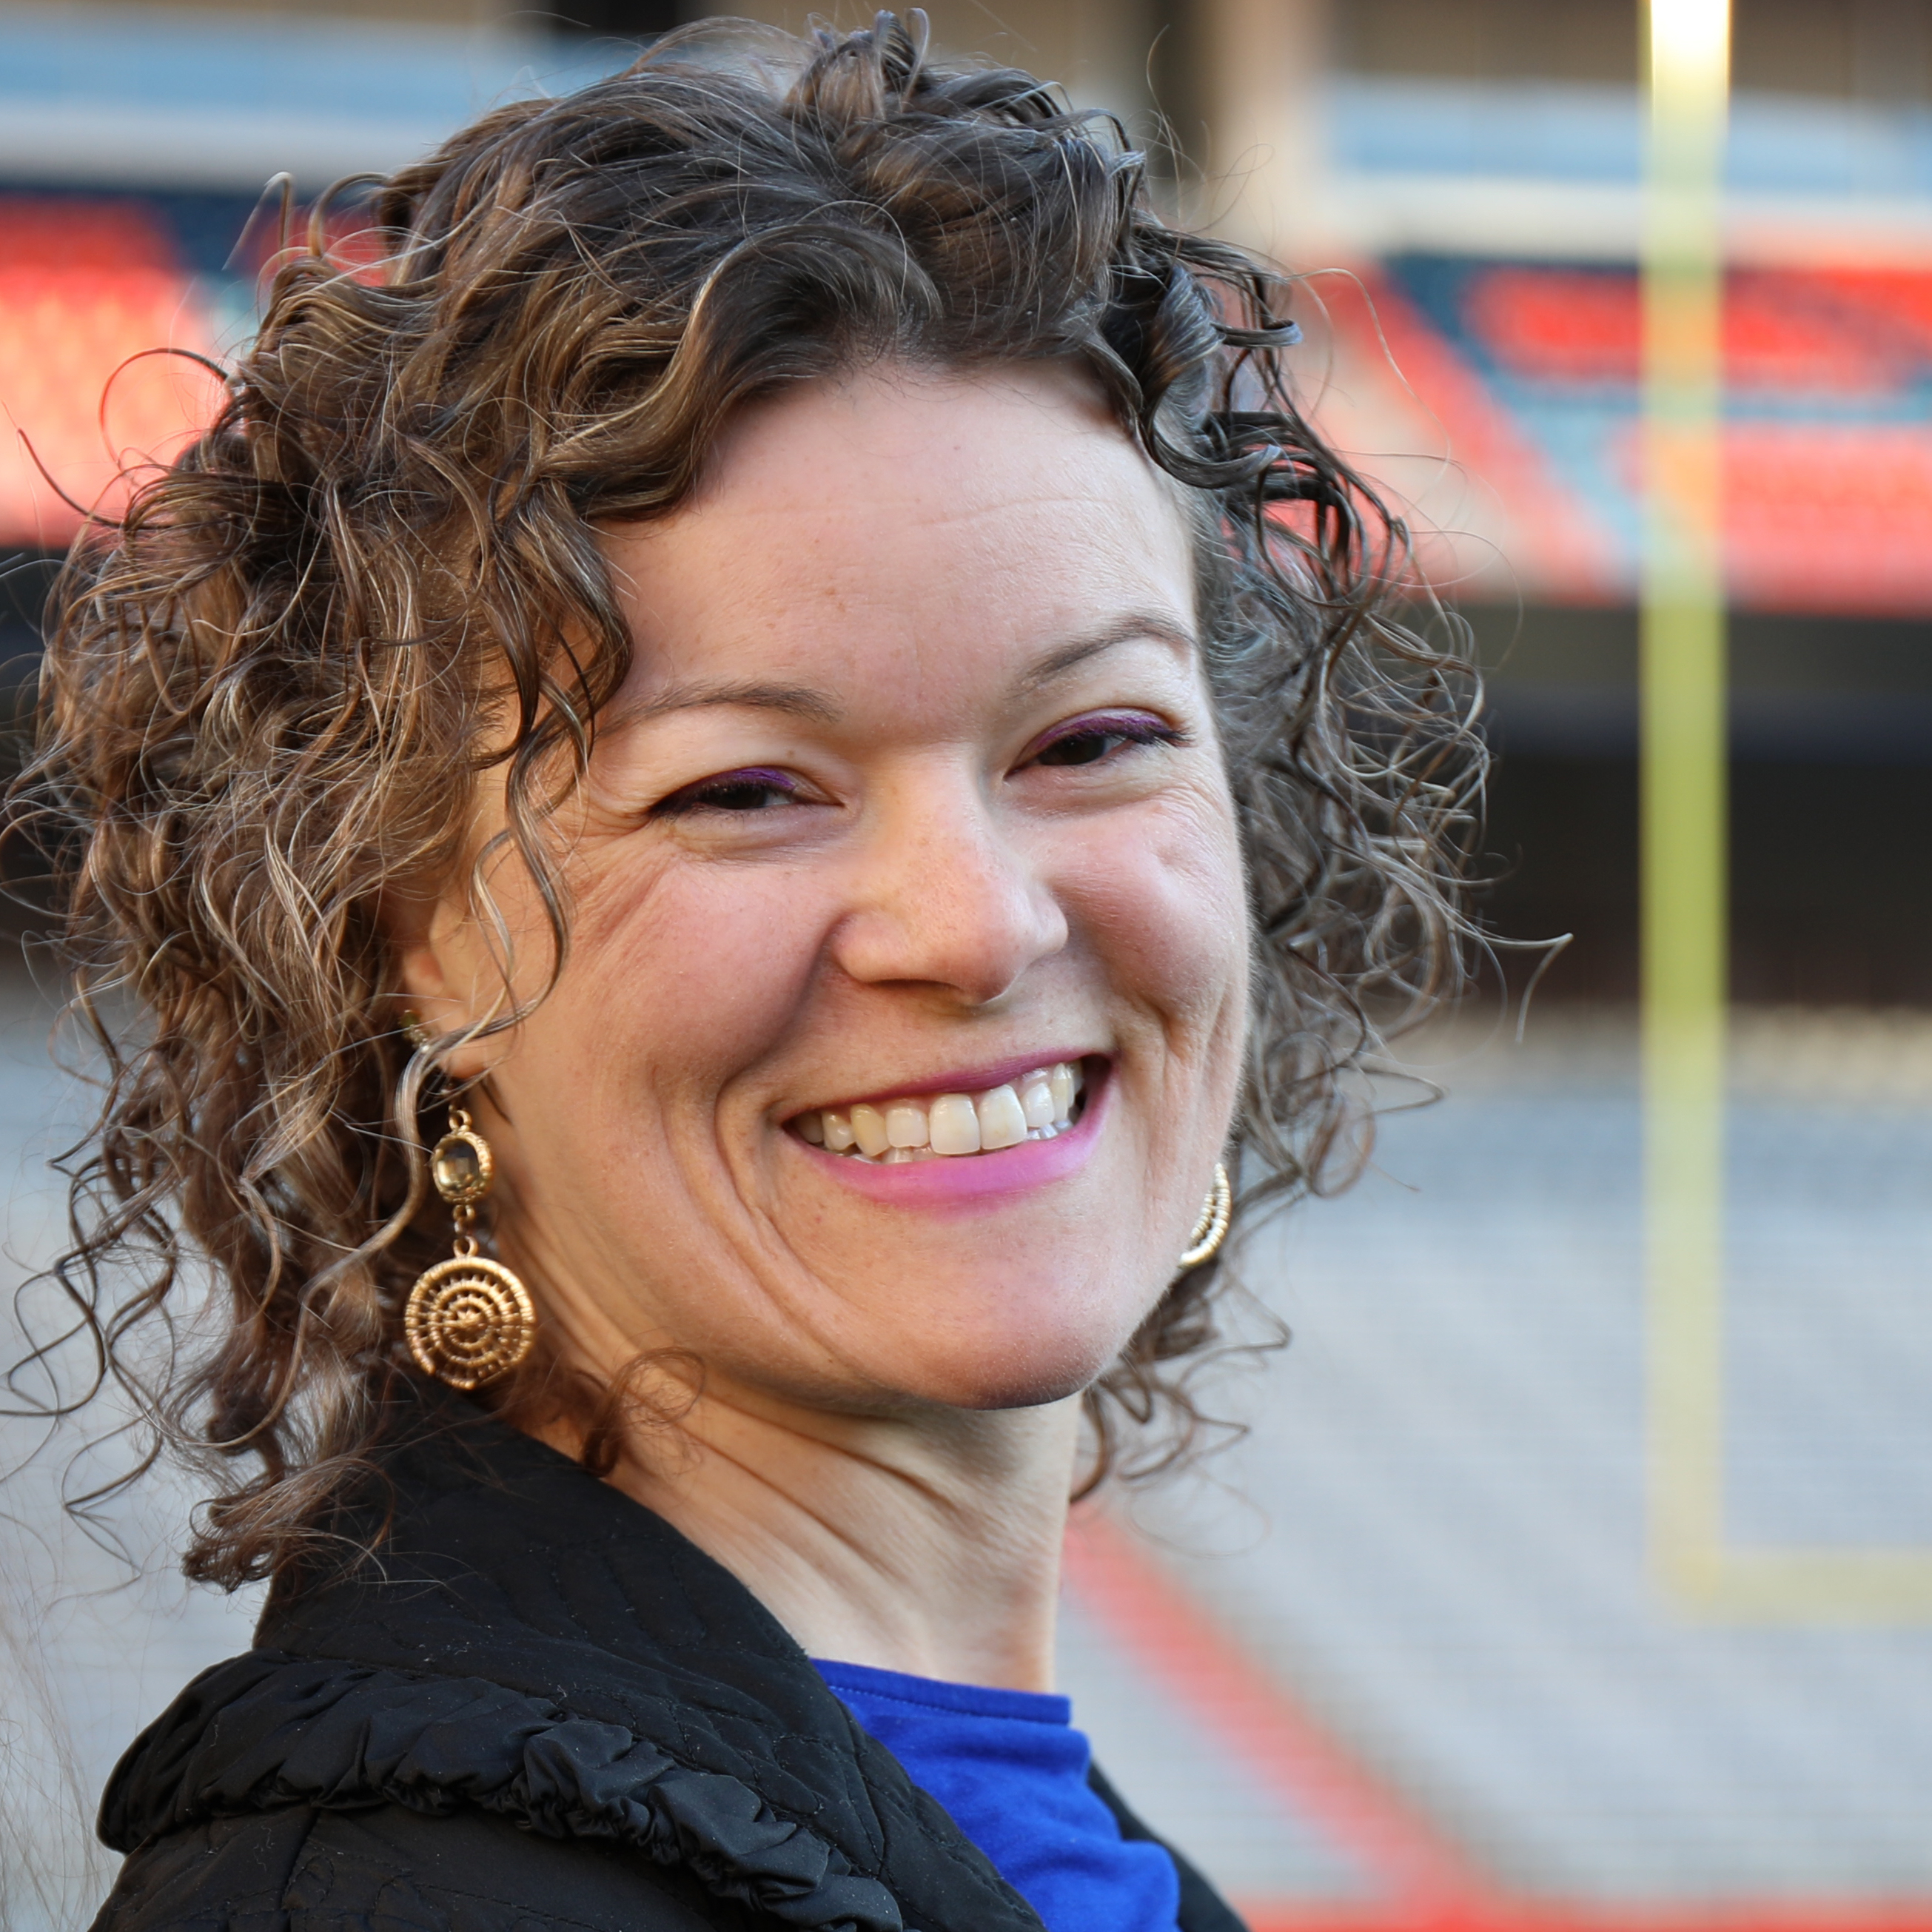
left=26, top=15, right=1479, bottom=1931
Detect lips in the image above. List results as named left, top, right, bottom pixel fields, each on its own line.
left=791, top=1061, right=1110, bottom=1206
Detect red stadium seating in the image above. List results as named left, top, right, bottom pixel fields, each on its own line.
left=1464, top=265, right=1923, bottom=395
left=0, top=197, right=220, bottom=547
left=4, top=194, right=1931, bottom=619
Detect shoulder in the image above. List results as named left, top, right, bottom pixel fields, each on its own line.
left=90, top=1399, right=1040, bottom=1932
left=92, top=1801, right=760, bottom=1932
left=94, top=1650, right=924, bottom=1932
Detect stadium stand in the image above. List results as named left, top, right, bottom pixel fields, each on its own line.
left=1385, top=255, right=1932, bottom=614
left=7, top=189, right=1932, bottom=618
left=0, top=193, right=221, bottom=546
left=1, top=17, right=1929, bottom=1928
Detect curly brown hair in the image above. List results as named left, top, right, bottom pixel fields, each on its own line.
left=14, top=13, right=1483, bottom=1589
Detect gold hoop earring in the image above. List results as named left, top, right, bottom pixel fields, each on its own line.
left=1177, top=1162, right=1232, bottom=1270
left=404, top=1106, right=535, bottom=1391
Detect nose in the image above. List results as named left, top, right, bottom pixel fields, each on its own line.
left=828, top=769, right=1068, bottom=1007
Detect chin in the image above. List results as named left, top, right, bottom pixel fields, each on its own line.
left=890, top=1321, right=1132, bottom=1412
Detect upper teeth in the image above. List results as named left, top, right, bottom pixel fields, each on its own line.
left=796, top=1061, right=1084, bottom=1163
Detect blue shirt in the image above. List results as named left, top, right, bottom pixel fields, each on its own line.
left=814, top=1658, right=1181, bottom=1932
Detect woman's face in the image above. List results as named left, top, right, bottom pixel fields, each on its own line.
left=400, top=362, right=1249, bottom=1419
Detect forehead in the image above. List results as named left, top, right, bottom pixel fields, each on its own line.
left=596, top=363, right=1198, bottom=705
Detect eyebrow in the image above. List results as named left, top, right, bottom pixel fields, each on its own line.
left=1016, top=614, right=1200, bottom=695
left=608, top=678, right=845, bottom=731
left=606, top=614, right=1198, bottom=732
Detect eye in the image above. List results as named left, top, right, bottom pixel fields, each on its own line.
left=652, top=768, right=807, bottom=816
left=1027, top=712, right=1186, bottom=769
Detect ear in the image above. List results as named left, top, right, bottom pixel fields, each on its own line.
left=382, top=881, right=503, bottom=1083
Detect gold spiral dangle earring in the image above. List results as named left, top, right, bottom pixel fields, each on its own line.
left=403, top=1107, right=536, bottom=1390
left=1177, top=1162, right=1232, bottom=1270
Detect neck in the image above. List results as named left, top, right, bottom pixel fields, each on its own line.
left=537, top=1376, right=1078, bottom=1692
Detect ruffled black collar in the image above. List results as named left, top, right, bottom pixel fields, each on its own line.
left=100, top=1381, right=1043, bottom=1932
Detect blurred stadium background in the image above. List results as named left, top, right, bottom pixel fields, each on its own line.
left=2, top=1, right=1931, bottom=1928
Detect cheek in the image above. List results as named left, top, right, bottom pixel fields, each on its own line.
left=537, top=856, right=827, bottom=1102
left=1058, top=787, right=1250, bottom=1042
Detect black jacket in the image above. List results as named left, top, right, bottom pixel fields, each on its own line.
left=93, top=1384, right=1249, bottom=1932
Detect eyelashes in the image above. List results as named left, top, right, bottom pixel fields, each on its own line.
left=1027, top=711, right=1187, bottom=768
left=650, top=713, right=1185, bottom=819
left=651, top=768, right=805, bottom=816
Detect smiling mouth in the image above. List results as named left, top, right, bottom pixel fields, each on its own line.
left=793, top=1060, right=1089, bottom=1164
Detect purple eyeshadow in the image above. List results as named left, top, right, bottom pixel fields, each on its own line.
left=713, top=768, right=797, bottom=790
left=1033, top=712, right=1176, bottom=754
